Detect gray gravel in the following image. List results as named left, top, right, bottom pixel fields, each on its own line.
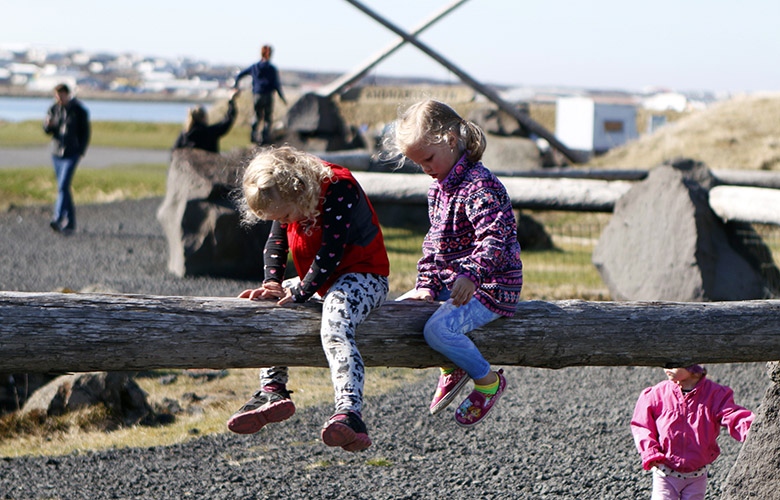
left=0, top=199, right=768, bottom=499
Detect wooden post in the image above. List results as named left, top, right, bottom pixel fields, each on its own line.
left=1, top=291, right=779, bottom=373
left=343, top=0, right=587, bottom=164
left=317, top=0, right=470, bottom=98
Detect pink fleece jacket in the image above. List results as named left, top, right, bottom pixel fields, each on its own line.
left=630, top=377, right=754, bottom=473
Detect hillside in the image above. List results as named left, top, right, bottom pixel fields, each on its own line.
left=587, top=92, right=780, bottom=171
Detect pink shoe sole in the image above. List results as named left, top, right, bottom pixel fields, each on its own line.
left=321, top=421, right=372, bottom=451
left=430, top=372, right=470, bottom=416
left=227, top=399, right=295, bottom=434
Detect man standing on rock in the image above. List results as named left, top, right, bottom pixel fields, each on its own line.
left=43, top=83, right=90, bottom=235
left=234, top=44, right=287, bottom=145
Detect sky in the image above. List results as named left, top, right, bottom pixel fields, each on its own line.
left=2, top=0, right=779, bottom=94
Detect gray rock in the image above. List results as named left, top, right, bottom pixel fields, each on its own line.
left=21, top=372, right=152, bottom=425
left=593, top=159, right=772, bottom=301
left=283, top=93, right=352, bottom=151
left=467, top=105, right=530, bottom=137
left=156, top=148, right=271, bottom=278
left=722, top=362, right=780, bottom=500
left=0, top=373, right=57, bottom=414
left=481, top=135, right=543, bottom=173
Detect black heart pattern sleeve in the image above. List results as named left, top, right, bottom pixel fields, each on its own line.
left=289, top=180, right=359, bottom=302
left=263, top=220, right=289, bottom=283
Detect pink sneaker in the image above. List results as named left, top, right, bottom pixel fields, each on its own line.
left=454, top=369, right=507, bottom=427
left=429, top=368, right=470, bottom=415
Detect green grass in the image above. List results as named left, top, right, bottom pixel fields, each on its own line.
left=0, top=165, right=169, bottom=211
left=0, top=120, right=254, bottom=151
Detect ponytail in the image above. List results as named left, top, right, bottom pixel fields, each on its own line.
left=459, top=120, right=486, bottom=163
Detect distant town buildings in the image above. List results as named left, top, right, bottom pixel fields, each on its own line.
left=0, top=44, right=239, bottom=98
left=0, top=44, right=723, bottom=155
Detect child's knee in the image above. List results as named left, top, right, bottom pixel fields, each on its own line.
left=423, top=314, right=452, bottom=350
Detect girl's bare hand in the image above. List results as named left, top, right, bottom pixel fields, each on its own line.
left=450, top=276, right=476, bottom=306
left=237, top=282, right=285, bottom=300
left=403, top=289, right=435, bottom=302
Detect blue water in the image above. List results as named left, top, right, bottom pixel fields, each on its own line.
left=0, top=96, right=202, bottom=123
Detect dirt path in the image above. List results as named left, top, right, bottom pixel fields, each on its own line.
left=0, top=146, right=169, bottom=168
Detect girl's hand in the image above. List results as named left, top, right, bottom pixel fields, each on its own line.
left=237, top=282, right=284, bottom=301
left=403, top=289, right=435, bottom=302
left=450, top=276, right=476, bottom=307
left=274, top=287, right=295, bottom=306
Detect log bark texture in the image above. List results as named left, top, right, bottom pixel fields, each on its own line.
left=709, top=185, right=780, bottom=225
left=353, top=172, right=633, bottom=212
left=1, top=292, right=779, bottom=373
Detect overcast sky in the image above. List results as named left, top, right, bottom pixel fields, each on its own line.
left=3, top=0, right=779, bottom=94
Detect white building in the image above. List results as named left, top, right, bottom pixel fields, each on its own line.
left=555, top=96, right=638, bottom=155
left=642, top=91, right=689, bottom=112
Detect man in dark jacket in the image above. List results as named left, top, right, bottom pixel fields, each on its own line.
left=234, top=44, right=286, bottom=145
left=43, top=83, right=90, bottom=234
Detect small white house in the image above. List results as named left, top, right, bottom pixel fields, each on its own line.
left=555, top=96, right=638, bottom=155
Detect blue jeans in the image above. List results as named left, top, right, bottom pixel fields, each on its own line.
left=415, top=289, right=501, bottom=380
left=52, top=155, right=80, bottom=229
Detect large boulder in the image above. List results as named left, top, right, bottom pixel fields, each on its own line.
left=481, top=135, right=543, bottom=173
left=592, top=159, right=775, bottom=301
left=157, top=148, right=271, bottom=278
left=467, top=105, right=531, bottom=137
left=0, top=373, right=57, bottom=414
left=283, top=93, right=359, bottom=152
left=21, top=372, right=151, bottom=425
left=721, top=362, right=780, bottom=499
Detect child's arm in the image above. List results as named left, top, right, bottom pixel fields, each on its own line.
left=287, top=180, right=358, bottom=303
left=415, top=231, right=444, bottom=297
left=458, top=182, right=518, bottom=286
left=630, top=388, right=666, bottom=470
left=716, top=386, right=755, bottom=442
left=238, top=221, right=289, bottom=302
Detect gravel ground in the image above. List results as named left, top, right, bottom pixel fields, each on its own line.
left=0, top=199, right=769, bottom=500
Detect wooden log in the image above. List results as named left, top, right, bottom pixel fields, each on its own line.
left=320, top=152, right=780, bottom=190
left=353, top=172, right=633, bottom=212
left=709, top=185, right=780, bottom=225
left=1, top=291, right=779, bottom=373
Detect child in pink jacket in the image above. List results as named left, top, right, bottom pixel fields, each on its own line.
left=631, top=365, right=754, bottom=500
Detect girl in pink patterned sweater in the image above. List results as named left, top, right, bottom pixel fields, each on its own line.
left=386, top=99, right=523, bottom=427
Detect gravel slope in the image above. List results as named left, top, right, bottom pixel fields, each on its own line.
left=0, top=199, right=768, bottom=500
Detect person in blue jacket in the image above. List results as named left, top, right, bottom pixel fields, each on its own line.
left=233, top=44, right=286, bottom=145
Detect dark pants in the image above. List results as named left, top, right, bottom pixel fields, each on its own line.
left=251, top=93, right=274, bottom=145
left=51, top=154, right=80, bottom=230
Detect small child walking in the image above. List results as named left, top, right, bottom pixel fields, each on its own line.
left=228, top=146, right=390, bottom=452
left=631, top=365, right=755, bottom=500
left=386, top=99, right=523, bottom=426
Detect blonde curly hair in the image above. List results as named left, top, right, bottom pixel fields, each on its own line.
left=383, top=99, right=486, bottom=167
left=239, top=146, right=333, bottom=226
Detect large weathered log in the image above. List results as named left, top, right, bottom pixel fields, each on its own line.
left=709, top=185, right=780, bottom=225
left=353, top=172, right=633, bottom=211
left=1, top=291, right=778, bottom=373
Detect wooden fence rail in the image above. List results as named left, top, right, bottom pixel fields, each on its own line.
left=1, top=291, right=778, bottom=373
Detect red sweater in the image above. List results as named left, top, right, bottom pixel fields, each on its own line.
left=264, top=163, right=389, bottom=301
